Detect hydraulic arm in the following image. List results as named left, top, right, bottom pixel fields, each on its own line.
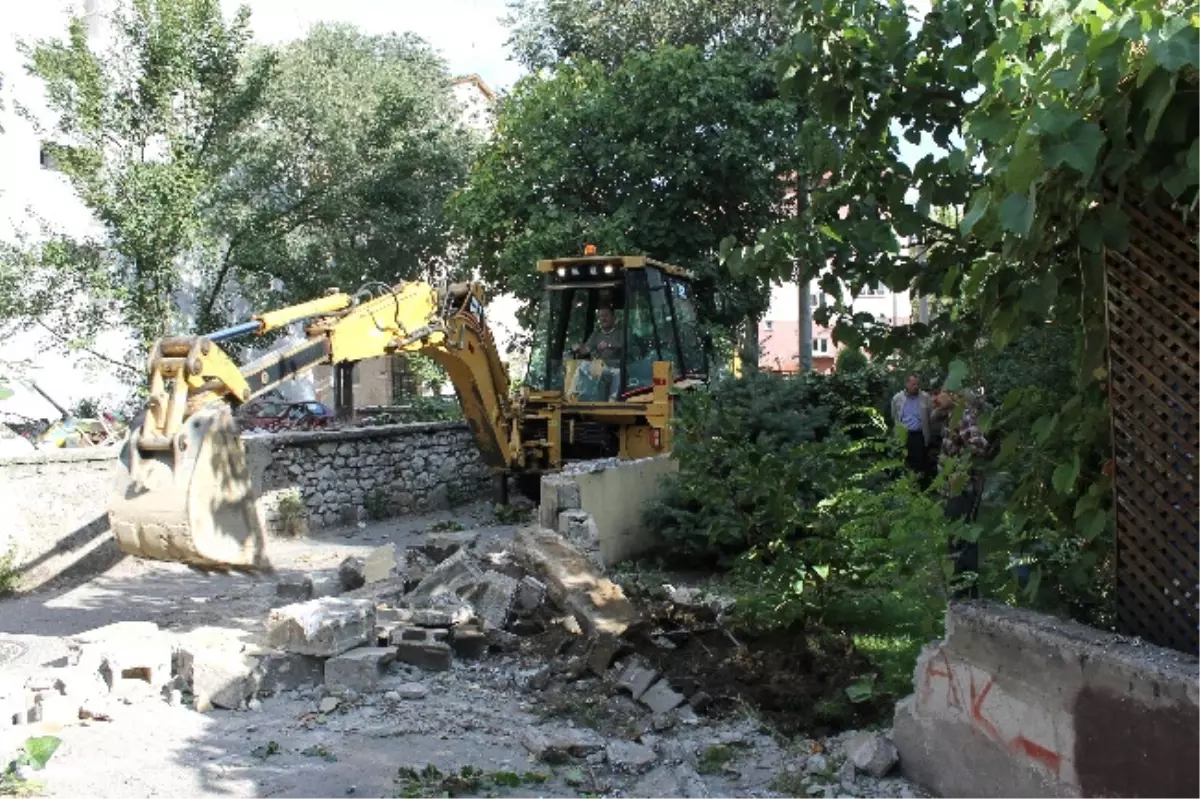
left=110, top=280, right=516, bottom=569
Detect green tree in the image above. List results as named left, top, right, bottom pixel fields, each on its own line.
left=450, top=44, right=803, bottom=345
left=199, top=25, right=478, bottom=327
left=724, top=0, right=1198, bottom=622
left=504, top=0, right=791, bottom=71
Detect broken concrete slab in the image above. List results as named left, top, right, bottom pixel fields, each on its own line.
left=632, top=763, right=710, bottom=798
left=471, top=571, right=518, bottom=630
left=339, top=557, right=367, bottom=590
left=310, top=570, right=344, bottom=598
left=265, top=598, right=375, bottom=656
left=606, top=739, right=658, bottom=774
left=276, top=573, right=314, bottom=602
left=324, top=648, right=396, bottom=693
left=390, top=627, right=450, bottom=645
left=513, top=526, right=642, bottom=639
left=520, top=725, right=604, bottom=762
left=615, top=658, right=658, bottom=701
left=417, top=530, right=480, bottom=563
left=363, top=543, right=397, bottom=583
left=343, top=575, right=408, bottom=605
left=587, top=637, right=625, bottom=677
left=407, top=549, right=484, bottom=604
left=640, top=679, right=686, bottom=715
left=393, top=639, right=453, bottom=672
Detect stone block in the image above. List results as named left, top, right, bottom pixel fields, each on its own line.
left=344, top=576, right=408, bottom=604
left=848, top=732, right=899, bottom=778
left=615, top=659, right=658, bottom=701
left=339, top=557, right=366, bottom=590
left=485, top=628, right=519, bottom=653
left=410, top=606, right=472, bottom=628
left=325, top=647, right=396, bottom=693
left=632, top=764, right=710, bottom=799
left=587, top=637, right=625, bottom=677
left=276, top=573, right=314, bottom=602
left=640, top=679, right=686, bottom=715
left=389, top=627, right=450, bottom=645
left=393, top=640, right=453, bottom=671
left=266, top=598, right=375, bottom=656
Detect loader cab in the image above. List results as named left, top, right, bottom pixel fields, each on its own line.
left=525, top=255, right=708, bottom=401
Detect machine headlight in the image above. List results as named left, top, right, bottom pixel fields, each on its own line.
left=556, top=267, right=566, bottom=277
left=590, top=266, right=599, bottom=276
left=603, top=265, right=615, bottom=275
left=571, top=267, right=580, bottom=276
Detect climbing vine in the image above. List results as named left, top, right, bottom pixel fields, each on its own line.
left=722, top=0, right=1198, bottom=622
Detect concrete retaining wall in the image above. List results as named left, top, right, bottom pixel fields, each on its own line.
left=893, top=601, right=1199, bottom=798
left=540, top=455, right=677, bottom=566
left=1, top=422, right=491, bottom=592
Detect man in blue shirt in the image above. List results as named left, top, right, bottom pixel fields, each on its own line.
left=891, top=374, right=933, bottom=482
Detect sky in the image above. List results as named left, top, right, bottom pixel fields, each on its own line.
left=222, top=0, right=527, bottom=91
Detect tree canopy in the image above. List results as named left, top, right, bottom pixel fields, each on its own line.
left=199, top=24, right=478, bottom=329
left=449, top=43, right=803, bottom=335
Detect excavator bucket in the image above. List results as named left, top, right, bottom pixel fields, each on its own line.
left=108, top=405, right=269, bottom=570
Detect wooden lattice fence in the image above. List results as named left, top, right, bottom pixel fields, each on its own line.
left=1104, top=193, right=1199, bottom=655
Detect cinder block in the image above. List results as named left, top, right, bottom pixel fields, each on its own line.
left=325, top=647, right=396, bottom=692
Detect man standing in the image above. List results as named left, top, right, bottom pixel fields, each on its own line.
left=891, top=374, right=932, bottom=480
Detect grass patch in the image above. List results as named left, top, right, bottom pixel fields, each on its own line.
left=0, top=544, right=20, bottom=596
left=697, top=744, right=740, bottom=775
left=537, top=694, right=606, bottom=732
left=393, top=765, right=548, bottom=798
left=428, top=520, right=465, bottom=533
left=853, top=633, right=925, bottom=701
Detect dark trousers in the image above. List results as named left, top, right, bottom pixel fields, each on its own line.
left=945, top=483, right=982, bottom=599
left=905, top=430, right=934, bottom=489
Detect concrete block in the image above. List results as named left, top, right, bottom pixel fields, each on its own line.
left=558, top=510, right=601, bottom=560
left=513, top=526, right=642, bottom=639
left=254, top=652, right=325, bottom=695
left=410, top=606, right=472, bottom=628
left=516, top=575, right=547, bottom=612
left=615, top=659, right=658, bottom=701
left=175, top=644, right=257, bottom=711
left=266, top=598, right=375, bottom=656
left=393, top=640, right=453, bottom=671
left=343, top=575, right=408, bottom=604
left=325, top=647, right=396, bottom=693
left=310, top=570, right=343, bottom=598
left=72, top=621, right=174, bottom=691
left=275, top=573, right=313, bottom=602
left=473, top=571, right=518, bottom=630
left=639, top=679, right=685, bottom=715
left=448, top=626, right=487, bottom=660
left=407, top=549, right=483, bottom=603
left=389, top=627, right=450, bottom=645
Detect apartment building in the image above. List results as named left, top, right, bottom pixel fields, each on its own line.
left=759, top=270, right=914, bottom=375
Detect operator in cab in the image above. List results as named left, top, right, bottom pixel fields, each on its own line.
left=571, top=306, right=624, bottom=401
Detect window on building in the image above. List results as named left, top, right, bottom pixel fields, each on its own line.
left=813, top=338, right=829, bottom=354
left=862, top=283, right=886, bottom=297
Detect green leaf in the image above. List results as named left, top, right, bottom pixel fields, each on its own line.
left=0, top=385, right=12, bottom=400
left=24, top=736, right=61, bottom=770
left=1007, top=144, right=1044, bottom=193
left=1032, top=104, right=1081, bottom=136
left=1042, top=122, right=1106, bottom=177
left=1148, top=20, right=1199, bottom=72
left=845, top=679, right=875, bottom=703
left=1099, top=204, right=1130, bottom=251
left=1143, top=71, right=1178, bottom=142
left=998, top=190, right=1035, bottom=236
left=1078, top=508, right=1110, bottom=540
left=1051, top=454, right=1081, bottom=495
left=944, top=358, right=969, bottom=391
left=1032, top=413, right=1058, bottom=444
left=960, top=190, right=991, bottom=236
left=818, top=224, right=844, bottom=243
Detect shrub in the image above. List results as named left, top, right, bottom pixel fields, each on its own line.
left=275, top=490, right=308, bottom=537
left=835, top=346, right=869, bottom=373
left=0, top=543, right=19, bottom=596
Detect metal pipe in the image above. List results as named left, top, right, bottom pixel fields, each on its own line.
left=205, top=320, right=261, bottom=342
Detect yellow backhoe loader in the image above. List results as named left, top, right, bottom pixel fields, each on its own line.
left=108, top=252, right=711, bottom=569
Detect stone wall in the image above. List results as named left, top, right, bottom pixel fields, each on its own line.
left=893, top=601, right=1199, bottom=798
left=1, top=422, right=492, bottom=591
left=249, top=422, right=492, bottom=531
